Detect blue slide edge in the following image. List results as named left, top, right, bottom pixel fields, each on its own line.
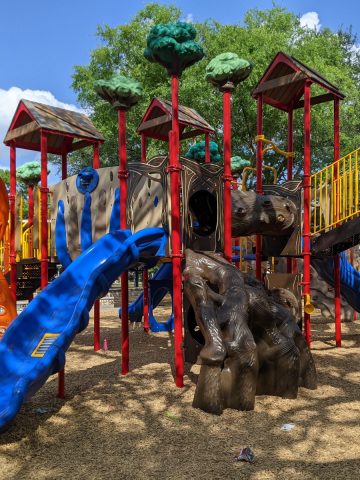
left=0, top=227, right=167, bottom=431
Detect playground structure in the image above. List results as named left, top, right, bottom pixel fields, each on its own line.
left=0, top=19, right=359, bottom=428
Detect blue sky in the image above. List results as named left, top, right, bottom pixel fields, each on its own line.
left=0, top=0, right=359, bottom=180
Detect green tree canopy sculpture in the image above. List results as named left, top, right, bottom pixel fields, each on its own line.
left=231, top=156, right=251, bottom=175
left=16, top=162, right=42, bottom=186
left=205, top=52, right=253, bottom=89
left=144, top=21, right=204, bottom=75
left=185, top=140, right=221, bottom=163
left=94, top=75, right=143, bottom=110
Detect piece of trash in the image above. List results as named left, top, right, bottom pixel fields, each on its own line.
left=164, top=411, right=180, bottom=423
left=235, top=447, right=255, bottom=463
left=103, top=338, right=109, bottom=351
left=33, top=407, right=55, bottom=414
left=281, top=423, right=295, bottom=432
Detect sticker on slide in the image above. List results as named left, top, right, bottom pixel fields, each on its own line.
left=31, top=333, right=60, bottom=358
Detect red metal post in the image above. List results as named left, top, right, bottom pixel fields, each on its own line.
left=118, top=109, right=129, bottom=375
left=140, top=134, right=150, bottom=332
left=222, top=87, right=233, bottom=263
left=205, top=133, right=210, bottom=163
left=61, top=148, right=67, bottom=180
left=303, top=81, right=312, bottom=347
left=287, top=109, right=294, bottom=274
left=143, top=268, right=149, bottom=332
left=40, top=131, right=48, bottom=290
left=170, top=74, right=184, bottom=388
left=333, top=97, right=342, bottom=347
left=9, top=143, right=17, bottom=301
left=57, top=369, right=65, bottom=399
left=256, top=95, right=263, bottom=281
left=92, top=142, right=101, bottom=351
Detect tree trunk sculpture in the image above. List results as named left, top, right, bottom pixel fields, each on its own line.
left=184, top=249, right=317, bottom=415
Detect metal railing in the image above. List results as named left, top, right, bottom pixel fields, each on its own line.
left=311, top=147, right=360, bottom=235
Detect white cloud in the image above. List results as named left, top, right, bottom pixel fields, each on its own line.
left=300, top=12, right=321, bottom=31
left=184, top=13, right=194, bottom=23
left=0, top=86, right=82, bottom=183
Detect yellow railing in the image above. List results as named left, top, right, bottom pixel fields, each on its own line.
left=311, top=147, right=360, bottom=235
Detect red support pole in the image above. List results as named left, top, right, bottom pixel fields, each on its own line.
left=255, top=95, right=263, bottom=281
left=118, top=109, right=129, bottom=375
left=222, top=87, right=233, bottom=263
left=61, top=148, right=67, bottom=181
left=9, top=143, right=17, bottom=301
left=143, top=268, right=149, bottom=332
left=287, top=109, right=294, bottom=274
left=92, top=143, right=101, bottom=352
left=170, top=74, right=184, bottom=388
left=141, top=134, right=147, bottom=163
left=57, top=369, right=65, bottom=399
left=303, top=81, right=312, bottom=348
left=205, top=133, right=210, bottom=163
left=140, top=134, right=149, bottom=332
left=333, top=97, right=342, bottom=347
left=93, top=142, right=100, bottom=169
left=40, top=131, right=48, bottom=290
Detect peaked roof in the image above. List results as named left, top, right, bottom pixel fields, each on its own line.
left=137, top=97, right=215, bottom=141
left=4, top=99, right=104, bottom=154
left=252, top=52, right=345, bottom=111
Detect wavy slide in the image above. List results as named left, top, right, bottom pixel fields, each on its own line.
left=0, top=227, right=167, bottom=431
left=312, top=252, right=360, bottom=312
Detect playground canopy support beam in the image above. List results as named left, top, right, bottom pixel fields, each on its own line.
left=333, top=97, right=342, bottom=347
left=255, top=95, right=263, bottom=281
left=118, top=109, right=130, bottom=375
left=93, top=142, right=101, bottom=352
left=222, top=85, right=233, bottom=264
left=170, top=74, right=184, bottom=388
left=303, top=81, right=312, bottom=348
left=287, top=109, right=295, bottom=274
left=40, top=131, right=48, bottom=290
left=205, top=133, right=210, bottom=163
left=141, top=134, right=150, bottom=332
left=9, top=143, right=17, bottom=301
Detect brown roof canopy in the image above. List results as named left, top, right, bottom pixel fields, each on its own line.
left=137, top=97, right=215, bottom=141
left=4, top=99, right=104, bottom=154
left=252, top=52, right=345, bottom=111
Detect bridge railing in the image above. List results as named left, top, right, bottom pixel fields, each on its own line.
left=311, top=148, right=360, bottom=235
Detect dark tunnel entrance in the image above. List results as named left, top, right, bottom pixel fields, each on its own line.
left=188, top=190, right=217, bottom=237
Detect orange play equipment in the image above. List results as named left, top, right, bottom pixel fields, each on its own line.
left=0, top=178, right=16, bottom=338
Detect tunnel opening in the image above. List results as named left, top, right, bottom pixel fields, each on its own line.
left=188, top=190, right=217, bottom=237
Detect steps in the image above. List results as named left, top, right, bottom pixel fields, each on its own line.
left=5, top=259, right=59, bottom=301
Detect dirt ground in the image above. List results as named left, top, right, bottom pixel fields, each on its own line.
left=0, top=303, right=359, bottom=480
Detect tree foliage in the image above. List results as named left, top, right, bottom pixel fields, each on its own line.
left=59, top=3, right=360, bottom=181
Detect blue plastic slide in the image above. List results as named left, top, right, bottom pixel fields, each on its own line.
left=121, top=263, right=173, bottom=331
left=312, top=252, right=360, bottom=312
left=0, top=227, right=167, bottom=431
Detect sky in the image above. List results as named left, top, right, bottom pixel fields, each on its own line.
left=0, top=0, right=359, bottom=182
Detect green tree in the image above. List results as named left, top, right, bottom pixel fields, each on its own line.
left=58, top=3, right=360, bottom=181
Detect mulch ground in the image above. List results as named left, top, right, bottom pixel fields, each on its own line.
left=0, top=304, right=359, bottom=480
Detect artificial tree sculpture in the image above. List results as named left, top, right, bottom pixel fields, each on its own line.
left=185, top=140, right=221, bottom=163
left=205, top=52, right=252, bottom=263
left=95, top=74, right=143, bottom=374
left=184, top=249, right=317, bottom=414
left=144, top=22, right=204, bottom=387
